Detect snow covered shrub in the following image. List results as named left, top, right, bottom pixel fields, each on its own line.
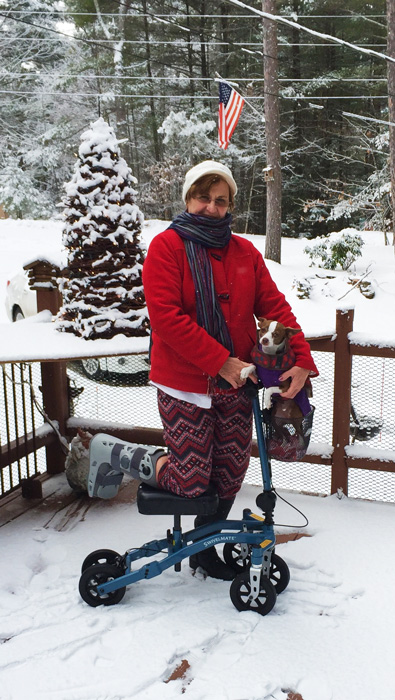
left=293, top=277, right=312, bottom=299
left=304, top=230, right=364, bottom=271
left=56, top=118, right=150, bottom=341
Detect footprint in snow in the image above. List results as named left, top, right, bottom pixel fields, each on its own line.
left=274, top=558, right=364, bottom=617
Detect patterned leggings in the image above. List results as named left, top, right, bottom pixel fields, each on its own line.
left=157, top=389, right=253, bottom=499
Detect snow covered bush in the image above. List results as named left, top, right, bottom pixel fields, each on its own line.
left=304, top=230, right=364, bottom=271
left=293, top=277, right=312, bottom=299
left=56, top=117, right=150, bottom=341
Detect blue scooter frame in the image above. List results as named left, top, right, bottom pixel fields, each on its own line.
left=79, top=386, right=290, bottom=615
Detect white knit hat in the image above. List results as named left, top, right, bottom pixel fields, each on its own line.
left=182, top=160, right=237, bottom=203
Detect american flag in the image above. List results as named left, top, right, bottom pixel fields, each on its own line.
left=218, top=81, right=245, bottom=150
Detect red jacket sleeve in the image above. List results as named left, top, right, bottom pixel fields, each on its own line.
left=142, top=232, right=230, bottom=377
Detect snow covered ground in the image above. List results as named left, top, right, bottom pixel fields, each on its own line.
left=0, top=219, right=395, bottom=699
left=1, top=476, right=395, bottom=700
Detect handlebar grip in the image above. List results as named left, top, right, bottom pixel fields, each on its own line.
left=216, top=376, right=260, bottom=398
left=216, top=376, right=232, bottom=390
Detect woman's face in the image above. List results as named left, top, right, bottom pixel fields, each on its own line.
left=186, top=180, right=230, bottom=219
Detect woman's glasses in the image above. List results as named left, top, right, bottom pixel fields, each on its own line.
left=193, top=194, right=229, bottom=208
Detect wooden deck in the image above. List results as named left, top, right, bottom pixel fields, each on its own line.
left=0, top=473, right=139, bottom=530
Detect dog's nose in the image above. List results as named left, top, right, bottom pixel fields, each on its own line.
left=261, top=338, right=269, bottom=346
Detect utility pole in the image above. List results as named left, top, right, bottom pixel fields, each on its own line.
left=263, top=0, right=282, bottom=263
left=387, top=0, right=395, bottom=252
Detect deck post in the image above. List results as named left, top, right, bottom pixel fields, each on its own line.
left=331, top=308, right=354, bottom=495
left=24, top=260, right=69, bottom=474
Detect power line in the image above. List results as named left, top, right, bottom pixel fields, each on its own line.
left=1, top=8, right=391, bottom=105
left=2, top=11, right=388, bottom=19
left=79, top=1, right=193, bottom=34
left=225, top=0, right=395, bottom=65
left=0, top=11, right=198, bottom=77
left=0, top=89, right=389, bottom=100
left=0, top=9, right=389, bottom=84
left=5, top=9, right=368, bottom=70
left=0, top=73, right=387, bottom=83
left=1, top=36, right=388, bottom=48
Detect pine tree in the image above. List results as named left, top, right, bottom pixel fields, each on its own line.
left=0, top=0, right=72, bottom=218
left=57, top=117, right=149, bottom=341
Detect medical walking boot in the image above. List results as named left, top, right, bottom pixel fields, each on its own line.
left=190, top=497, right=236, bottom=580
left=88, top=433, right=166, bottom=499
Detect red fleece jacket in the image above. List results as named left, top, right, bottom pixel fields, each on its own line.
left=142, top=229, right=318, bottom=393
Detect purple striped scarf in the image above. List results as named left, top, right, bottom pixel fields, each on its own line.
left=170, top=212, right=234, bottom=354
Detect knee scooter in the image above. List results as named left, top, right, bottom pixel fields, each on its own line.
left=78, top=382, right=290, bottom=615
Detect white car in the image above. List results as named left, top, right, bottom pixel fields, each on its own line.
left=5, top=272, right=150, bottom=382
left=5, top=271, right=37, bottom=322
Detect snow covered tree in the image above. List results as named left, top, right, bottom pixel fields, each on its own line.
left=0, top=156, right=53, bottom=218
left=56, top=117, right=149, bottom=341
left=0, top=0, right=77, bottom=217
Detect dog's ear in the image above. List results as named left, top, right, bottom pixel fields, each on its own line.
left=257, top=317, right=269, bottom=329
left=284, top=327, right=301, bottom=338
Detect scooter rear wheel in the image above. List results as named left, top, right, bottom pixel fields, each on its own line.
left=81, top=549, right=122, bottom=573
left=79, top=563, right=126, bottom=607
left=223, top=542, right=251, bottom=572
left=230, top=572, right=276, bottom=615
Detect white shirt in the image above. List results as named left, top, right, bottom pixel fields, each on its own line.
left=151, top=382, right=212, bottom=408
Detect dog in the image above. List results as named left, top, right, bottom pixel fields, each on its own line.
left=241, top=318, right=308, bottom=428
left=242, top=318, right=314, bottom=458
left=256, top=318, right=303, bottom=414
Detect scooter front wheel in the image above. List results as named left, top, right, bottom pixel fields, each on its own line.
left=230, top=572, right=276, bottom=615
left=224, top=546, right=290, bottom=594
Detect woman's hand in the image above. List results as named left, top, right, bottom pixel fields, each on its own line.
left=218, top=357, right=258, bottom=389
left=279, top=366, right=309, bottom=399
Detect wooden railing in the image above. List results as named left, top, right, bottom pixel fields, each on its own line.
left=1, top=260, right=394, bottom=501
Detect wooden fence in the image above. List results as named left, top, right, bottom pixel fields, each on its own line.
left=1, top=261, right=394, bottom=502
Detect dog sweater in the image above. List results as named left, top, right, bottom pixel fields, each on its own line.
left=251, top=342, right=312, bottom=416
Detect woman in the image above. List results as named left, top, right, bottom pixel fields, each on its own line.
left=139, top=160, right=318, bottom=580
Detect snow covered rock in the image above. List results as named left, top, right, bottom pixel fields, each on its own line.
left=65, top=428, right=92, bottom=494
